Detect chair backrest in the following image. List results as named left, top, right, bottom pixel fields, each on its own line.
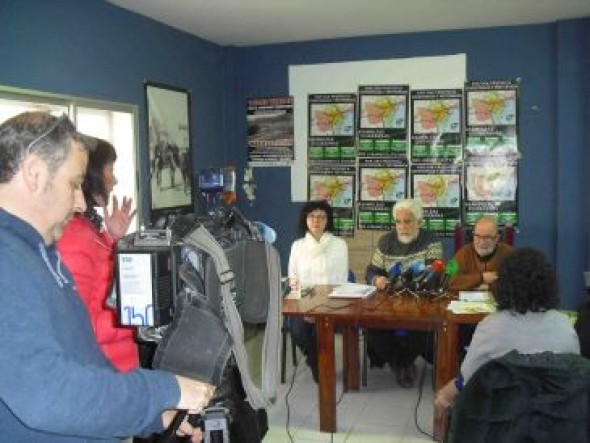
left=446, top=351, right=590, bottom=443
left=454, top=223, right=516, bottom=253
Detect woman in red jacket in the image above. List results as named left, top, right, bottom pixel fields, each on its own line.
left=57, top=138, right=138, bottom=372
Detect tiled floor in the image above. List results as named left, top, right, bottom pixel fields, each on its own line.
left=263, top=335, right=435, bottom=443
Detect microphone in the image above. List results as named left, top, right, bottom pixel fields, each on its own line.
left=431, top=259, right=446, bottom=274
left=387, top=262, right=403, bottom=286
left=412, top=266, right=432, bottom=291
left=438, top=259, right=460, bottom=293
left=418, top=259, right=446, bottom=292
left=400, top=260, right=425, bottom=291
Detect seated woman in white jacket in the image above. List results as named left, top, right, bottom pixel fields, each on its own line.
left=287, top=200, right=349, bottom=382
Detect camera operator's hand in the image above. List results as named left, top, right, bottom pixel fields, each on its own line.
left=174, top=375, right=215, bottom=412
left=162, top=410, right=204, bottom=442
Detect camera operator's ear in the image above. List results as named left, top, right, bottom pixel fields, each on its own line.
left=21, top=153, right=50, bottom=194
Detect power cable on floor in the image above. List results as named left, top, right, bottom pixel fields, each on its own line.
left=414, top=359, right=435, bottom=440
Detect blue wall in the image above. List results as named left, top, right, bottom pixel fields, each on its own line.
left=1, top=1, right=588, bottom=308
left=228, top=20, right=590, bottom=309
left=0, top=0, right=230, bottom=221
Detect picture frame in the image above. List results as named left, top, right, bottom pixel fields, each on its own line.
left=145, top=82, right=194, bottom=224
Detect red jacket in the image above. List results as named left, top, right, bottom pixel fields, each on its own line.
left=57, top=214, right=139, bottom=372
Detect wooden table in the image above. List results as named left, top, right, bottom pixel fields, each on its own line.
left=282, top=286, right=451, bottom=433
left=436, top=310, right=488, bottom=391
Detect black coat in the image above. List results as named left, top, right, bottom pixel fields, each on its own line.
left=446, top=351, right=590, bottom=443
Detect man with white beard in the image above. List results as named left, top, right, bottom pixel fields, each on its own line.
left=448, top=215, right=512, bottom=292
left=365, top=199, right=443, bottom=388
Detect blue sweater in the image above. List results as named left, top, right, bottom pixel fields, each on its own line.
left=0, top=209, right=179, bottom=442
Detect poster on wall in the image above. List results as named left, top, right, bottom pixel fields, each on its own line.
left=308, top=164, right=355, bottom=207
left=465, top=80, right=518, bottom=158
left=308, top=163, right=356, bottom=236
left=357, top=85, right=409, bottom=159
left=308, top=94, right=357, bottom=162
left=145, top=82, right=194, bottom=223
left=464, top=157, right=518, bottom=226
left=411, top=164, right=462, bottom=235
left=247, top=96, right=294, bottom=166
left=357, top=157, right=407, bottom=230
left=410, top=89, right=463, bottom=164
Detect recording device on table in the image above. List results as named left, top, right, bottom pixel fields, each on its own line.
left=114, top=205, right=281, bottom=443
left=386, top=259, right=459, bottom=296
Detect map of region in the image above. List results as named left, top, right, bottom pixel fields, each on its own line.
left=467, top=90, right=517, bottom=126
left=360, top=168, right=405, bottom=201
left=413, top=99, right=461, bottom=134
left=466, top=166, right=517, bottom=201
left=414, top=174, right=461, bottom=208
left=360, top=95, right=406, bottom=129
left=309, top=175, right=354, bottom=207
left=310, top=103, right=355, bottom=136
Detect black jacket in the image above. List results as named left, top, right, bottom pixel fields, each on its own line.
left=446, top=351, right=590, bottom=443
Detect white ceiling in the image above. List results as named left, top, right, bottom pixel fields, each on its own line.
left=107, top=0, right=590, bottom=47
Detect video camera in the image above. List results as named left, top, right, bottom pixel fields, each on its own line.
left=113, top=206, right=280, bottom=443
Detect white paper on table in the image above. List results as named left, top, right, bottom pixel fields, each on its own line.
left=447, top=300, right=496, bottom=314
left=458, top=291, right=492, bottom=302
left=329, top=283, right=376, bottom=299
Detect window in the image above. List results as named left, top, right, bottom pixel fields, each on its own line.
left=0, top=86, right=139, bottom=232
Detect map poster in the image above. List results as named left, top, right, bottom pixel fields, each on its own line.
left=357, top=85, right=409, bottom=159
left=465, top=79, right=518, bottom=158
left=247, top=96, right=294, bottom=166
left=358, top=200, right=394, bottom=231
left=308, top=163, right=356, bottom=209
left=358, top=157, right=407, bottom=203
left=464, top=156, right=518, bottom=226
left=411, top=164, right=462, bottom=236
left=410, top=89, right=463, bottom=164
left=308, top=94, right=357, bottom=162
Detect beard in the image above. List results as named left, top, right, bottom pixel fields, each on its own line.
left=475, top=244, right=496, bottom=257
left=398, top=231, right=419, bottom=244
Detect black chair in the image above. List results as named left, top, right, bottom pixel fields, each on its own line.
left=445, top=351, right=590, bottom=443
left=280, top=270, right=356, bottom=384
left=280, top=320, right=298, bottom=383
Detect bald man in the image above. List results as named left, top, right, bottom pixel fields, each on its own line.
left=449, top=216, right=513, bottom=292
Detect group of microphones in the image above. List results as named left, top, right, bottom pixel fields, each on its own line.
left=386, top=258, right=459, bottom=296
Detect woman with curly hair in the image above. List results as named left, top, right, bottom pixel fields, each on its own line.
left=434, top=247, right=580, bottom=420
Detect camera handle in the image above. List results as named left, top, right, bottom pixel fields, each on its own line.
left=156, top=410, right=188, bottom=443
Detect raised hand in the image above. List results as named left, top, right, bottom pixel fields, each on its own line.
left=102, top=195, right=136, bottom=241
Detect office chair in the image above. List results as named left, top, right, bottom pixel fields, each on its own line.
left=280, top=270, right=356, bottom=384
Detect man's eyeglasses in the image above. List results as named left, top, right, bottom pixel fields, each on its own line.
left=25, top=114, right=71, bottom=153
left=473, top=233, right=497, bottom=242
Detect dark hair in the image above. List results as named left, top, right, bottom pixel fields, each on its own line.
left=82, top=137, right=117, bottom=207
left=0, top=112, right=93, bottom=183
left=492, top=247, right=559, bottom=314
left=297, top=200, right=335, bottom=237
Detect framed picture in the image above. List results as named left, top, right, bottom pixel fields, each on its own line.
left=145, top=82, right=194, bottom=224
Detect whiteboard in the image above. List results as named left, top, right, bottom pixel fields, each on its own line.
left=288, top=54, right=467, bottom=201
